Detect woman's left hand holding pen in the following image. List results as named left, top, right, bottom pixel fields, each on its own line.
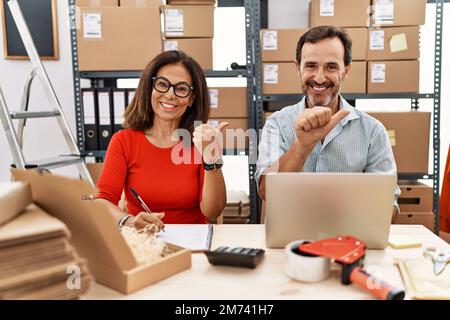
left=125, top=211, right=165, bottom=232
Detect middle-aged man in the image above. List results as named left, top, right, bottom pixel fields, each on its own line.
left=256, top=25, right=400, bottom=220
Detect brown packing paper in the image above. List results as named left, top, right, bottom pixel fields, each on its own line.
left=398, top=258, right=450, bottom=300
left=0, top=182, right=33, bottom=225
left=11, top=169, right=191, bottom=294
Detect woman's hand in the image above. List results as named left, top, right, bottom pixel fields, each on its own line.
left=125, top=212, right=165, bottom=231
left=193, top=122, right=229, bottom=164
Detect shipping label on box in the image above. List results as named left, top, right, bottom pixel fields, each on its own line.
left=163, top=40, right=179, bottom=51
left=164, top=9, right=184, bottom=36
left=371, top=63, right=386, bottom=83
left=83, top=13, right=102, bottom=39
left=209, top=89, right=219, bottom=109
left=369, top=30, right=384, bottom=50
left=373, top=0, right=394, bottom=25
left=320, top=0, right=335, bottom=16
left=264, top=64, right=278, bottom=84
left=263, top=31, right=278, bottom=51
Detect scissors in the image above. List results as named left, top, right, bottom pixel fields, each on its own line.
left=423, top=247, right=450, bottom=275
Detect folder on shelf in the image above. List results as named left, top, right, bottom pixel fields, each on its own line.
left=97, top=88, right=113, bottom=151
left=113, top=89, right=126, bottom=133
left=82, top=89, right=98, bottom=151
left=126, top=89, right=136, bottom=106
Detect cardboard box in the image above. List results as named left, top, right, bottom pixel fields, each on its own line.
left=0, top=182, right=33, bottom=225
left=367, top=60, right=419, bottom=93
left=310, top=0, right=370, bottom=27
left=346, top=28, right=368, bottom=61
left=207, top=118, right=249, bottom=149
left=11, top=169, right=192, bottom=294
left=208, top=87, right=247, bottom=118
left=398, top=181, right=433, bottom=212
left=163, top=38, right=212, bottom=70
left=120, top=0, right=163, bottom=5
left=371, top=0, right=426, bottom=27
left=77, top=6, right=162, bottom=71
left=367, top=26, right=420, bottom=61
left=260, top=29, right=307, bottom=62
left=394, top=211, right=435, bottom=231
left=76, top=0, right=118, bottom=6
left=163, top=5, right=214, bottom=38
left=341, top=61, right=366, bottom=94
left=262, top=62, right=299, bottom=95
left=367, top=112, right=430, bottom=174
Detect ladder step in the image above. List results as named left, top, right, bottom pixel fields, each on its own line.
left=26, top=155, right=84, bottom=170
left=9, top=111, right=61, bottom=119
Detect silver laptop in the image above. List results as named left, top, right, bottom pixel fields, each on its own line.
left=265, top=173, right=396, bottom=249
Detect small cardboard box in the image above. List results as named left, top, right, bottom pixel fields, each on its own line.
left=341, top=61, right=366, bottom=94
left=367, top=26, right=420, bottom=61
left=367, top=60, right=419, bottom=93
left=346, top=27, right=368, bottom=61
left=398, top=181, right=433, bottom=212
left=163, top=38, right=212, bottom=70
left=371, top=0, right=426, bottom=27
left=208, top=87, right=247, bottom=118
left=367, top=112, right=430, bottom=174
left=207, top=118, right=249, bottom=149
left=163, top=5, right=214, bottom=38
left=77, top=6, right=162, bottom=71
left=260, top=29, right=307, bottom=62
left=262, top=62, right=299, bottom=95
left=309, top=0, right=370, bottom=27
left=394, top=211, right=435, bottom=232
left=76, top=0, right=118, bottom=6
left=11, top=169, right=191, bottom=294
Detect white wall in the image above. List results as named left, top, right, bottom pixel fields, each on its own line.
left=0, top=1, right=78, bottom=181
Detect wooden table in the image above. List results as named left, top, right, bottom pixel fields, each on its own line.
left=84, top=224, right=449, bottom=300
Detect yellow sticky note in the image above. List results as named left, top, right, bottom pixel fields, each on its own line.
left=388, top=130, right=396, bottom=146
left=390, top=33, right=408, bottom=53
left=388, top=235, right=422, bottom=249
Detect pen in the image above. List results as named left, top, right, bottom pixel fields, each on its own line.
left=130, top=187, right=165, bottom=232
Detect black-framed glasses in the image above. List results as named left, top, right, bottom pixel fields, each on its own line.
left=152, top=76, right=194, bottom=98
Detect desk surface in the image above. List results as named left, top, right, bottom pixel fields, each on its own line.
left=84, top=224, right=449, bottom=300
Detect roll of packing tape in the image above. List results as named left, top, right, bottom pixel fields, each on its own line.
left=284, top=240, right=331, bottom=282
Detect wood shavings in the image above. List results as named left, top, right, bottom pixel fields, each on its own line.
left=121, top=225, right=173, bottom=266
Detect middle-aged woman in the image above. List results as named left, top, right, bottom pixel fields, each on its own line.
left=94, top=50, right=227, bottom=231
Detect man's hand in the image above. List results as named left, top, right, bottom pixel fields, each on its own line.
left=294, top=107, right=350, bottom=151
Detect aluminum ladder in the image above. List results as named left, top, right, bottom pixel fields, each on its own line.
left=0, top=0, right=93, bottom=186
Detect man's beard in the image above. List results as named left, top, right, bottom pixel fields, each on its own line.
left=302, top=79, right=340, bottom=108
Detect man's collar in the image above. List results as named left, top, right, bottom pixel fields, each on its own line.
left=297, top=94, right=359, bottom=126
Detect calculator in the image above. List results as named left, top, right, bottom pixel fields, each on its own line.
left=205, top=246, right=265, bottom=269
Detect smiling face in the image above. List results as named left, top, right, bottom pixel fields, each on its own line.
left=150, top=63, right=195, bottom=125
left=297, top=37, right=350, bottom=110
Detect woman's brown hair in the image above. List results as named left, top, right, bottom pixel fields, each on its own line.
left=123, top=50, right=210, bottom=134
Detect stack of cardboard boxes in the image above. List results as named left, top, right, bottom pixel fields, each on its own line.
left=261, top=0, right=426, bottom=95
left=0, top=183, right=92, bottom=299
left=163, top=0, right=215, bottom=70
left=367, top=0, right=425, bottom=93
left=76, top=0, right=163, bottom=71
left=221, top=191, right=250, bottom=224
left=76, top=0, right=216, bottom=71
left=395, top=181, right=435, bottom=231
